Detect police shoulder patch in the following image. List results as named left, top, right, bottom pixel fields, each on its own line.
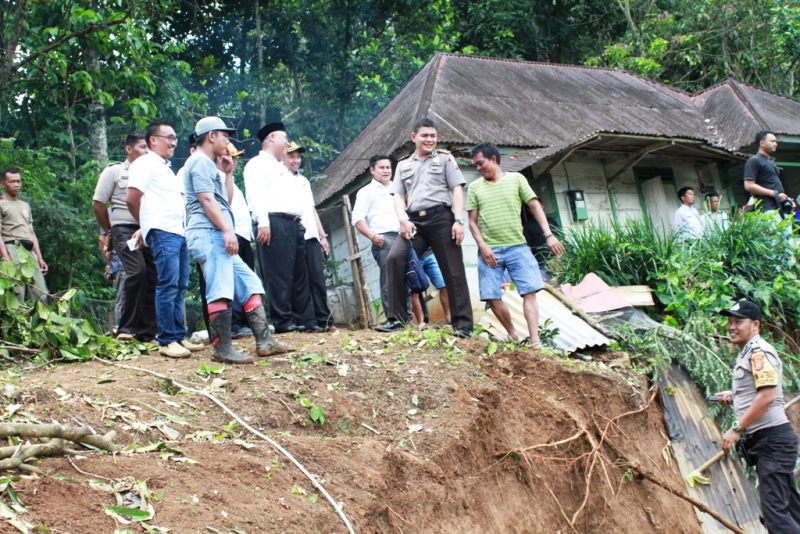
left=751, top=351, right=766, bottom=372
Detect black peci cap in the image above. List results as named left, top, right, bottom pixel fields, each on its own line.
left=257, top=122, right=285, bottom=142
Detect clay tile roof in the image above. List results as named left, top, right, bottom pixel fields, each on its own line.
left=314, top=53, right=800, bottom=204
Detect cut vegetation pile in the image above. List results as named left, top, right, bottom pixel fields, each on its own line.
left=0, top=330, right=706, bottom=533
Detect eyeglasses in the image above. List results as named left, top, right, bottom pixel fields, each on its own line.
left=152, top=135, right=178, bottom=143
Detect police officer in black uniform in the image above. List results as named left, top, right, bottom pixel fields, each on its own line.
left=714, top=300, right=800, bottom=533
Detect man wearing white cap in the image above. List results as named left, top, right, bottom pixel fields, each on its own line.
left=184, top=117, right=287, bottom=364
left=243, top=122, right=315, bottom=333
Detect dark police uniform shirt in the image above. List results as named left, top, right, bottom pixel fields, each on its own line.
left=732, top=334, right=789, bottom=434
left=744, top=153, right=784, bottom=211
left=389, top=150, right=465, bottom=213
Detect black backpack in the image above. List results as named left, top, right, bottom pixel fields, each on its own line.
left=406, top=247, right=430, bottom=293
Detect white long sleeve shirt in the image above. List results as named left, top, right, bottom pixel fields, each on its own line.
left=672, top=204, right=704, bottom=240
left=243, top=151, right=306, bottom=227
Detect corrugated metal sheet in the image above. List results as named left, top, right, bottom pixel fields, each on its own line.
left=314, top=53, right=800, bottom=205
left=478, top=290, right=610, bottom=352
left=660, top=364, right=764, bottom=533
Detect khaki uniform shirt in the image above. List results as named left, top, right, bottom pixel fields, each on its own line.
left=389, top=150, right=465, bottom=212
left=93, top=161, right=138, bottom=226
left=732, top=334, right=789, bottom=434
left=0, top=198, right=34, bottom=241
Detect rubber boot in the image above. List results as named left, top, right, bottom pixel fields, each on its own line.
left=246, top=305, right=288, bottom=356
left=209, top=309, right=254, bottom=364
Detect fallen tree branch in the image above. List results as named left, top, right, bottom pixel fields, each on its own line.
left=0, top=424, right=118, bottom=452
left=0, top=439, right=67, bottom=473
left=785, top=394, right=800, bottom=411
left=94, top=358, right=356, bottom=534
left=605, top=438, right=746, bottom=534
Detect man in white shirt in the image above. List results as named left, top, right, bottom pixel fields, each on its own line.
left=126, top=121, right=201, bottom=359
left=703, top=191, right=730, bottom=234
left=672, top=186, right=704, bottom=241
left=285, top=142, right=335, bottom=332
left=243, top=122, right=315, bottom=333
left=352, top=155, right=400, bottom=325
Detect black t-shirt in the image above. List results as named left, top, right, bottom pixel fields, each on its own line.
left=744, top=153, right=784, bottom=211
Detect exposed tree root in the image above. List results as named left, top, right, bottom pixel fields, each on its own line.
left=605, top=438, right=746, bottom=534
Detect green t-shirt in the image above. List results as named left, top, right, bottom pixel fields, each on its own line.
left=466, top=172, right=535, bottom=247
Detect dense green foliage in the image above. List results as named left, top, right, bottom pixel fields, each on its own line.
left=3, top=0, right=800, bottom=301
left=550, top=214, right=800, bottom=405
left=0, top=248, right=151, bottom=361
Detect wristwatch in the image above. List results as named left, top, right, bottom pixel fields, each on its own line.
left=731, top=420, right=742, bottom=432
left=454, top=218, right=465, bottom=225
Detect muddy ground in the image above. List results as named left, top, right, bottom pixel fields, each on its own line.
left=0, top=327, right=707, bottom=533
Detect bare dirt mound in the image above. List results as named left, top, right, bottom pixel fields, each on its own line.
left=2, top=329, right=702, bottom=533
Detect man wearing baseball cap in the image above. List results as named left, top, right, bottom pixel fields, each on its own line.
left=184, top=116, right=287, bottom=364
left=714, top=300, right=800, bottom=532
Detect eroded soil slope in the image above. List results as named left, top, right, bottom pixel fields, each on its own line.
left=3, top=329, right=702, bottom=533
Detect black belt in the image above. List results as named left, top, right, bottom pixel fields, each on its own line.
left=745, top=422, right=794, bottom=443
left=270, top=212, right=302, bottom=222
left=407, top=205, right=451, bottom=219
left=4, top=239, right=33, bottom=251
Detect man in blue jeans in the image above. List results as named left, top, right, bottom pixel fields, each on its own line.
left=127, top=121, right=202, bottom=358
left=183, top=116, right=287, bottom=364
left=467, top=142, right=564, bottom=348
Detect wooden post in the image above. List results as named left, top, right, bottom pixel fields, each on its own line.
left=342, top=195, right=374, bottom=329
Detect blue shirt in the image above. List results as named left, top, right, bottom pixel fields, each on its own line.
left=183, top=151, right=234, bottom=231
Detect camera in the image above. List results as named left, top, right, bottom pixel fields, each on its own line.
left=780, top=196, right=795, bottom=214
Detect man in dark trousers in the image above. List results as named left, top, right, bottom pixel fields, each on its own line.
left=285, top=142, right=334, bottom=332
left=744, top=131, right=795, bottom=214
left=92, top=131, right=157, bottom=342
left=714, top=300, right=800, bottom=533
left=379, top=117, right=473, bottom=337
left=243, top=122, right=315, bottom=333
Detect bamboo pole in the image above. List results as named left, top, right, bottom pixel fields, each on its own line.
left=342, top=195, right=374, bottom=328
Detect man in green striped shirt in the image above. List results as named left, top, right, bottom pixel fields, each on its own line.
left=467, top=142, right=564, bottom=348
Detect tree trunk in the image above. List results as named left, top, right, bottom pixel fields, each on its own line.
left=63, top=85, right=77, bottom=183
left=87, top=48, right=108, bottom=167
left=0, top=0, right=28, bottom=101
left=255, top=0, right=266, bottom=124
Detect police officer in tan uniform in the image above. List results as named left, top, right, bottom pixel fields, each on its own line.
left=714, top=300, right=800, bottom=533
left=379, top=117, right=473, bottom=336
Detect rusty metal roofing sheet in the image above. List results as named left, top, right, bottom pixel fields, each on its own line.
left=478, top=290, right=610, bottom=352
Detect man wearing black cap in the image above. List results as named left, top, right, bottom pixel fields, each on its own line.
left=243, top=122, right=315, bottom=333
left=184, top=116, right=287, bottom=364
left=714, top=300, right=800, bottom=533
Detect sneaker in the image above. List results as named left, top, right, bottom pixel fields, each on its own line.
left=159, top=342, right=191, bottom=359
left=180, top=339, right=204, bottom=352
left=325, top=325, right=338, bottom=333
left=117, top=332, right=134, bottom=342
left=231, top=326, right=253, bottom=339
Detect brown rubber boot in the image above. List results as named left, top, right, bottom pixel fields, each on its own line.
left=209, top=309, right=254, bottom=364
left=246, top=305, right=288, bottom=356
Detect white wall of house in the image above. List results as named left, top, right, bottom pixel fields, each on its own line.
left=319, top=156, right=728, bottom=324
